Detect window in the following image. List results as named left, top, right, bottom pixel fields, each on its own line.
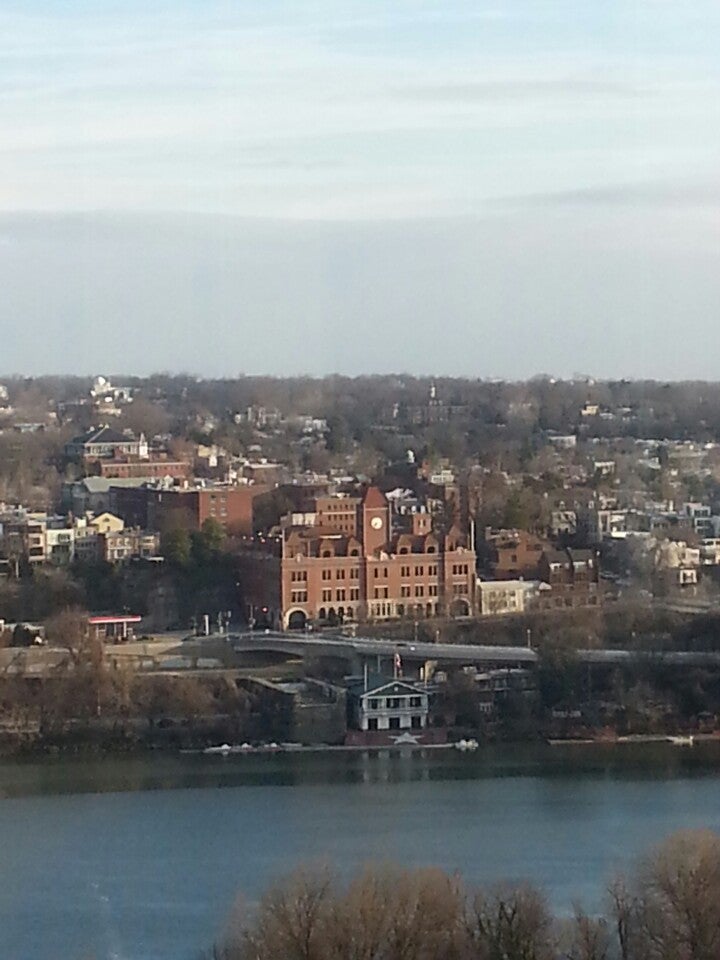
left=369, top=699, right=379, bottom=709
left=428, top=584, right=438, bottom=597
left=322, top=569, right=332, bottom=581
left=368, top=717, right=378, bottom=730
left=291, top=590, right=307, bottom=603
left=410, top=696, right=422, bottom=707
left=350, top=588, right=359, bottom=600
left=350, top=567, right=359, bottom=579
left=322, top=589, right=332, bottom=602
left=336, top=589, right=346, bottom=601
left=336, top=569, right=345, bottom=579
left=401, top=565, right=410, bottom=577
left=415, top=585, right=424, bottom=598
left=415, top=566, right=424, bottom=576
left=411, top=716, right=422, bottom=729
left=400, top=585, right=411, bottom=598
left=389, top=717, right=400, bottom=730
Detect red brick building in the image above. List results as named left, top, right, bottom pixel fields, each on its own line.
left=536, top=548, right=602, bottom=609
left=147, top=484, right=268, bottom=537
left=96, top=457, right=189, bottom=480
left=238, top=486, right=476, bottom=629
left=481, top=528, right=550, bottom=579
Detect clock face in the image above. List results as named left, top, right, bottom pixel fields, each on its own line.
left=370, top=516, right=383, bottom=530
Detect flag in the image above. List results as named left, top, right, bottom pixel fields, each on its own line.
left=394, top=652, right=402, bottom=676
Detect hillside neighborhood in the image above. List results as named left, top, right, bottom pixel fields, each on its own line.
left=2, top=374, right=720, bottom=750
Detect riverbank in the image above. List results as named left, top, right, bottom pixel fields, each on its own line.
left=4, top=720, right=720, bottom=761
left=548, top=731, right=720, bottom=746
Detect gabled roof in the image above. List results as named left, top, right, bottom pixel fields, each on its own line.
left=349, top=675, right=426, bottom=697
left=362, top=485, right=387, bottom=509
left=391, top=533, right=438, bottom=554
left=567, top=549, right=594, bottom=562
left=71, top=425, right=132, bottom=446
left=542, top=549, right=570, bottom=564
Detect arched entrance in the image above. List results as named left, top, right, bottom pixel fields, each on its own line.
left=286, top=609, right=308, bottom=630
left=449, top=598, right=471, bottom=618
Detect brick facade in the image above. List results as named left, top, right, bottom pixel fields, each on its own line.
left=238, top=487, right=476, bottom=629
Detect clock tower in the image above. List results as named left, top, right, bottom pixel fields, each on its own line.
left=360, top=486, right=389, bottom=556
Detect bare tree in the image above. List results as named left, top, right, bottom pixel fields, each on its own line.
left=464, top=882, right=556, bottom=960
left=607, top=877, right=642, bottom=960
left=45, top=608, right=102, bottom=672
left=632, top=830, right=720, bottom=960
left=561, top=909, right=611, bottom=960
left=333, top=865, right=465, bottom=960
left=225, top=866, right=335, bottom=960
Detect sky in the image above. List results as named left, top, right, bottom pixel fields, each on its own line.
left=1, top=0, right=720, bottom=378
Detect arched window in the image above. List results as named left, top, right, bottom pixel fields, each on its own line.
left=322, top=549, right=332, bottom=558
left=427, top=545, right=436, bottom=554
left=350, top=548, right=359, bottom=557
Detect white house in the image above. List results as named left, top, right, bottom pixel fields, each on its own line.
left=350, top=677, right=429, bottom=733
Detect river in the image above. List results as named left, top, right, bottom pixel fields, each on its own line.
left=2, top=742, right=720, bottom=960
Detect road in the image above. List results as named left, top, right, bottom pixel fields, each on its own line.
left=214, top=632, right=720, bottom=670
left=9, top=630, right=720, bottom=677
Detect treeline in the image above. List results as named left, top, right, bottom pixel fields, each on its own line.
left=211, top=830, right=720, bottom=960
left=0, top=611, right=287, bottom=752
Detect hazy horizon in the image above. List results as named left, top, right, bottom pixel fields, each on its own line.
left=2, top=1, right=719, bottom=378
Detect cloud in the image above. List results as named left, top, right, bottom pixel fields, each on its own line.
left=1, top=2, right=719, bottom=219
left=392, top=80, right=649, bottom=102
left=493, top=179, right=720, bottom=210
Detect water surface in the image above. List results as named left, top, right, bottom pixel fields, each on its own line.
left=2, top=743, right=720, bottom=960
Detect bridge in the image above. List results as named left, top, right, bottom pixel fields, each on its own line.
left=4, top=629, right=717, bottom=679
left=177, top=631, right=720, bottom=674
